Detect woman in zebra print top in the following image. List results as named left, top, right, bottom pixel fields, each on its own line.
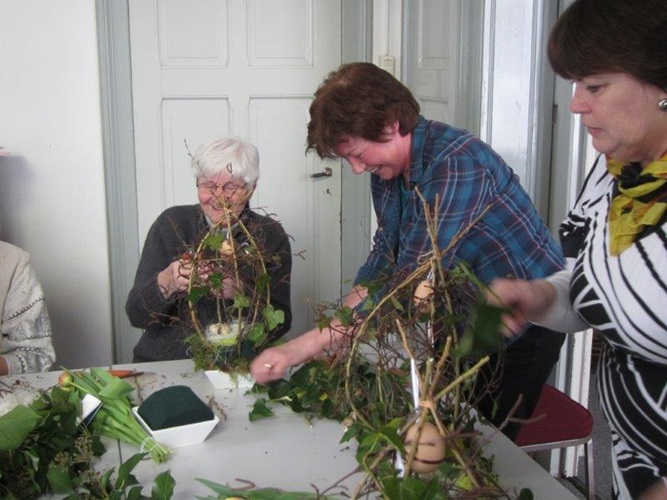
left=488, top=0, right=667, bottom=498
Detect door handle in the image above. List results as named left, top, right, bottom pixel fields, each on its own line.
left=310, top=167, right=332, bottom=179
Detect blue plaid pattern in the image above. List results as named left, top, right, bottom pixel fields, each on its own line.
left=355, top=117, right=564, bottom=287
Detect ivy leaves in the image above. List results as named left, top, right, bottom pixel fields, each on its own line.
left=0, top=383, right=175, bottom=499
left=0, top=385, right=94, bottom=497
left=249, top=360, right=349, bottom=422
left=195, top=478, right=334, bottom=499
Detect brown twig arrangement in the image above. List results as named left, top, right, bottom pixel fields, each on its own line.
left=250, top=193, right=525, bottom=499
left=183, top=160, right=286, bottom=375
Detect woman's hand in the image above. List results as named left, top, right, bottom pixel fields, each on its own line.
left=639, top=479, right=667, bottom=500
left=485, top=278, right=557, bottom=337
left=157, top=259, right=192, bottom=299
left=250, top=327, right=341, bottom=384
left=251, top=285, right=368, bottom=384
left=250, top=343, right=296, bottom=384
left=220, top=275, right=239, bottom=299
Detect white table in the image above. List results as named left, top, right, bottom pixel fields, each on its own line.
left=112, top=359, right=577, bottom=499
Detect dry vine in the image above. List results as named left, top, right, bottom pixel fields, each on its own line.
left=251, top=193, right=525, bottom=499
left=182, top=148, right=287, bottom=375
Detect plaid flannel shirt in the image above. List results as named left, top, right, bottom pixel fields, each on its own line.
left=355, top=116, right=564, bottom=289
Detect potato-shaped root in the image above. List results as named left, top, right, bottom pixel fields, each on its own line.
left=413, top=279, right=434, bottom=311
left=404, top=421, right=446, bottom=473
left=220, top=239, right=234, bottom=257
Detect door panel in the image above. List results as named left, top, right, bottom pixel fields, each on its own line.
left=250, top=98, right=342, bottom=315
left=405, top=0, right=461, bottom=126
left=161, top=98, right=231, bottom=207
left=129, top=0, right=343, bottom=338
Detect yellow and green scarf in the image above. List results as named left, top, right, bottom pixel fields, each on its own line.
left=607, top=155, right=667, bottom=255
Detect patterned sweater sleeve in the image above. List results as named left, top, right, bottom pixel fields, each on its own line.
left=1, top=250, right=56, bottom=374
left=537, top=155, right=611, bottom=333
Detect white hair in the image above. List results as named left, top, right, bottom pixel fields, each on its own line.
left=190, top=136, right=260, bottom=187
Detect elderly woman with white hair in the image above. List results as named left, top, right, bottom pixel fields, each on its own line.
left=127, top=136, right=292, bottom=362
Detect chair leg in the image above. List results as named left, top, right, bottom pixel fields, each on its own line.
left=585, top=439, right=596, bottom=500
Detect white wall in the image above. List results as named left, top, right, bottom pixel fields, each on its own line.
left=0, top=0, right=113, bottom=369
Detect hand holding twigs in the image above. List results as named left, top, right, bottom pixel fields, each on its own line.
left=485, top=278, right=557, bottom=337
left=158, top=258, right=192, bottom=299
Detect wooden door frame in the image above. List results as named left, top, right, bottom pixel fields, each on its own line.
left=96, top=0, right=372, bottom=363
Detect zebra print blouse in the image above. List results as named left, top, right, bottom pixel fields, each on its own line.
left=560, top=154, right=667, bottom=497
left=561, top=154, right=667, bottom=364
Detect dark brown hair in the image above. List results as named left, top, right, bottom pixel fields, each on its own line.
left=306, top=62, right=420, bottom=159
left=548, top=0, right=667, bottom=90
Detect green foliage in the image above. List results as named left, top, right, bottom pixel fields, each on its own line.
left=262, top=304, right=285, bottom=330
left=187, top=286, right=210, bottom=304
left=0, top=404, right=42, bottom=449
left=250, top=359, right=349, bottom=422
left=250, top=357, right=413, bottom=430
left=0, top=382, right=175, bottom=499
left=453, top=300, right=507, bottom=358
left=356, top=420, right=403, bottom=464
left=0, top=385, right=102, bottom=498
left=334, top=305, right=356, bottom=327
left=381, top=476, right=449, bottom=500
left=195, top=478, right=335, bottom=499
left=233, top=293, right=251, bottom=310
left=202, top=232, right=225, bottom=251
left=248, top=398, right=275, bottom=421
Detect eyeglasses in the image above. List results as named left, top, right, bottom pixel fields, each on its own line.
left=196, top=181, right=247, bottom=195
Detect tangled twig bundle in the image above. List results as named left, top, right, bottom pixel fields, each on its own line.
left=183, top=180, right=285, bottom=374
left=253, top=193, right=517, bottom=498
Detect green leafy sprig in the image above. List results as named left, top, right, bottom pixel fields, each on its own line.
left=0, top=384, right=102, bottom=498
left=0, top=379, right=175, bottom=499
left=195, top=478, right=336, bottom=499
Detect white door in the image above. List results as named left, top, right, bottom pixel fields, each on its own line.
left=404, top=0, right=462, bottom=127
left=128, top=0, right=343, bottom=340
